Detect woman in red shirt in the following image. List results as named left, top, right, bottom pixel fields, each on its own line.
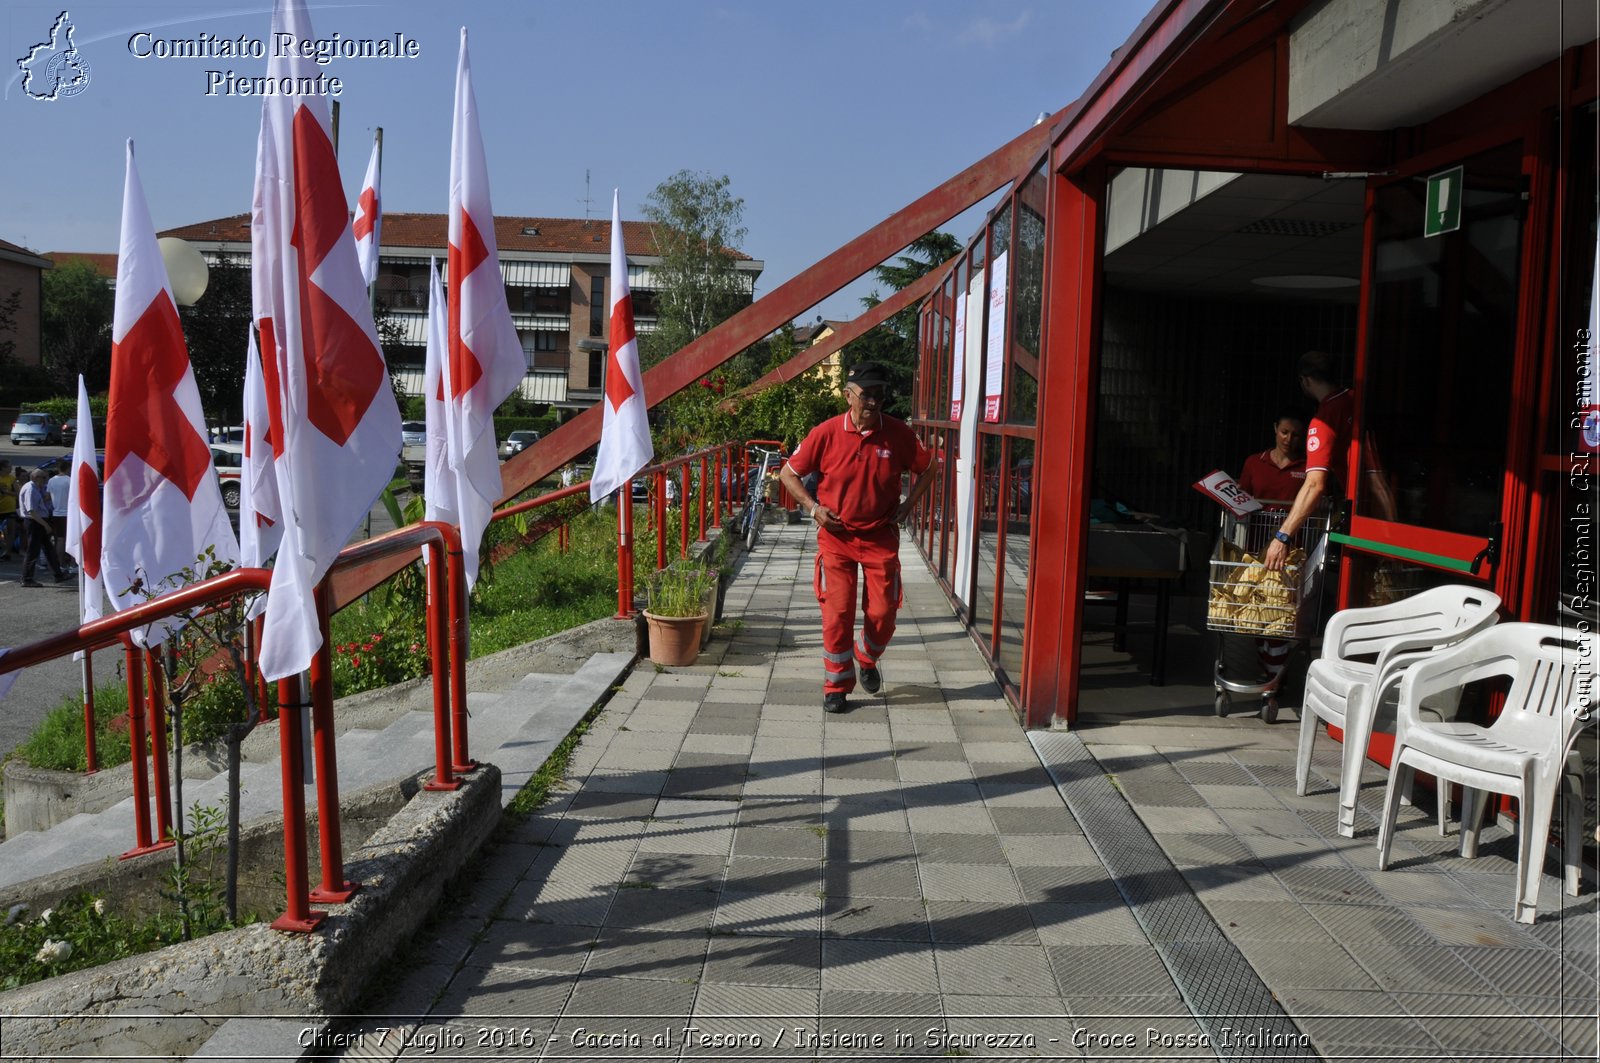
left=1237, top=413, right=1306, bottom=506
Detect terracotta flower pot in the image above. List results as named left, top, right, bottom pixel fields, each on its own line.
left=644, top=610, right=707, bottom=667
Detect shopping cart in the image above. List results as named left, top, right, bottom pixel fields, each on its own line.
left=1206, top=505, right=1330, bottom=722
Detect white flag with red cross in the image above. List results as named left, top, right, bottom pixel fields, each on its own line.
left=251, top=0, right=402, bottom=681
left=240, top=327, right=283, bottom=569
left=445, top=27, right=524, bottom=587
left=102, top=141, right=240, bottom=647
left=354, top=134, right=381, bottom=289
left=590, top=190, right=652, bottom=503
left=64, top=375, right=104, bottom=629
left=422, top=257, right=459, bottom=527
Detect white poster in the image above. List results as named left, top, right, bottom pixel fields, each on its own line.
left=953, top=271, right=985, bottom=608
left=983, top=250, right=1009, bottom=423
left=950, top=288, right=966, bottom=421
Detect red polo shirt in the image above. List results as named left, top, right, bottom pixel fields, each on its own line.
left=787, top=412, right=932, bottom=536
left=1238, top=450, right=1306, bottom=504
left=1305, top=387, right=1355, bottom=481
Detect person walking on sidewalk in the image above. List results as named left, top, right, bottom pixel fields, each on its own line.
left=18, top=468, right=69, bottom=587
left=779, top=363, right=936, bottom=714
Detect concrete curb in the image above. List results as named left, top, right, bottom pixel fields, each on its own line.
left=0, top=765, right=502, bottom=1059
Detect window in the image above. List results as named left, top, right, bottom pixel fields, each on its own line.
left=590, top=275, right=606, bottom=337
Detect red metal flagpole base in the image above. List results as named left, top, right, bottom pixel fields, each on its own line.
left=309, top=881, right=359, bottom=904
left=424, top=776, right=462, bottom=792
left=270, top=910, right=327, bottom=933
left=120, top=838, right=175, bottom=861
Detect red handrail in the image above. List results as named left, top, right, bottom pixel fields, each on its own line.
left=0, top=440, right=769, bottom=934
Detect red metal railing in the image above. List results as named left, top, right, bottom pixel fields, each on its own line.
left=0, top=439, right=770, bottom=933
left=0, top=523, right=468, bottom=932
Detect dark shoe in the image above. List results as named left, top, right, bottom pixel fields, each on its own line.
left=860, top=665, right=882, bottom=695
left=823, top=692, right=848, bottom=714
left=21, top=579, right=42, bottom=588
left=54, top=573, right=71, bottom=583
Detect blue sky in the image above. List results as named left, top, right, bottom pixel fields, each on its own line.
left=2, top=2, right=1146, bottom=321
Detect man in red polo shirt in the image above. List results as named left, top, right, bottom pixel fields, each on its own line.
left=1265, top=351, right=1353, bottom=571
left=780, top=364, right=936, bottom=713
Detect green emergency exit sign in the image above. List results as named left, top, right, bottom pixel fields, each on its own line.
left=1424, top=166, right=1463, bottom=237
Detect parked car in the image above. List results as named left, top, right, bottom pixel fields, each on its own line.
left=60, top=416, right=106, bottom=446
left=209, top=425, right=246, bottom=445
left=498, top=429, right=540, bottom=459
left=10, top=412, right=64, bottom=446
left=211, top=443, right=243, bottom=509
left=401, top=421, right=427, bottom=447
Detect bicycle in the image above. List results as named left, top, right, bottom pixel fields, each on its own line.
left=739, top=445, right=783, bottom=551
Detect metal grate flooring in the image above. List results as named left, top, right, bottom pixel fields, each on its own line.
left=1031, top=730, right=1312, bottom=1062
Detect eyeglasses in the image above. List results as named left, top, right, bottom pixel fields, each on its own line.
left=849, top=386, right=887, bottom=402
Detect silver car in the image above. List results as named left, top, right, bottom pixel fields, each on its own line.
left=10, top=412, right=63, bottom=446
left=498, top=429, right=540, bottom=459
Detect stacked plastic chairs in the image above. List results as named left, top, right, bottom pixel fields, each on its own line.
left=1373, top=624, right=1592, bottom=924
left=1295, top=585, right=1503, bottom=837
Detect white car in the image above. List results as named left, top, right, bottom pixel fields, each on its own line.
left=211, top=443, right=243, bottom=509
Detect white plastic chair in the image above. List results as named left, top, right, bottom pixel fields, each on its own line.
left=1296, top=585, right=1502, bottom=837
left=1374, top=624, right=1594, bottom=924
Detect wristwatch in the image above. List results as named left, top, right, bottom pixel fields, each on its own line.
left=1273, top=530, right=1291, bottom=544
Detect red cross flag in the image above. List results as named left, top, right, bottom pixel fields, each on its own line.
left=102, top=141, right=240, bottom=647
left=353, top=133, right=381, bottom=289
left=444, top=28, right=525, bottom=588
left=64, top=375, right=104, bottom=629
left=422, top=257, right=459, bottom=526
left=251, top=0, right=402, bottom=681
left=590, top=190, right=653, bottom=503
left=240, top=327, right=283, bottom=571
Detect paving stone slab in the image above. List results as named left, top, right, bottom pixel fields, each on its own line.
left=702, top=934, right=823, bottom=988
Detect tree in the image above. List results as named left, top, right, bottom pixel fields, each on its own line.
left=41, top=260, right=114, bottom=390
left=179, top=257, right=252, bottom=424
left=639, top=171, right=757, bottom=450
left=0, top=287, right=20, bottom=367
left=845, top=231, right=962, bottom=419
left=640, top=170, right=750, bottom=367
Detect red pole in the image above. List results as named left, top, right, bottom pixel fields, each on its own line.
left=423, top=543, right=459, bottom=792
left=81, top=652, right=97, bottom=775
left=446, top=546, right=474, bottom=773
left=120, top=643, right=162, bottom=858
left=697, top=456, right=708, bottom=542
left=713, top=449, right=723, bottom=522
left=270, top=674, right=325, bottom=933
left=251, top=616, right=271, bottom=723
left=614, top=488, right=633, bottom=619
left=655, top=471, right=667, bottom=573
left=308, top=584, right=357, bottom=903
left=145, top=648, right=173, bottom=845
left=680, top=464, right=691, bottom=559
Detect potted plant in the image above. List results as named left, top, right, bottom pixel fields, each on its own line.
left=643, top=563, right=716, bottom=667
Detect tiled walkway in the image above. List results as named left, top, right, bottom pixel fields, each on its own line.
left=337, top=521, right=1598, bottom=1062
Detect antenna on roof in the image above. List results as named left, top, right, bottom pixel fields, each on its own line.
left=578, top=169, right=595, bottom=222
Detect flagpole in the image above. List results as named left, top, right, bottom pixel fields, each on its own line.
left=363, top=126, right=382, bottom=545
left=367, top=126, right=382, bottom=317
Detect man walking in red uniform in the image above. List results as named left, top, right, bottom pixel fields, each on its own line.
left=1265, top=350, right=1354, bottom=571
left=780, top=364, right=936, bottom=713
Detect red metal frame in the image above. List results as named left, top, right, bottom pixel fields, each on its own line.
left=1019, top=167, right=1105, bottom=728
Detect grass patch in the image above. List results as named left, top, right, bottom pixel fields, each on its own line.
left=13, top=684, right=132, bottom=774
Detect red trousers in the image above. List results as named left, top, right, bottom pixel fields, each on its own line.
left=813, top=527, right=903, bottom=694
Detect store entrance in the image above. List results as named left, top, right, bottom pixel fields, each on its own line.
left=1080, top=168, right=1365, bottom=717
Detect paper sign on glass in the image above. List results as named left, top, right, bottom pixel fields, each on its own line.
left=983, top=250, right=1008, bottom=423
left=950, top=288, right=966, bottom=420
